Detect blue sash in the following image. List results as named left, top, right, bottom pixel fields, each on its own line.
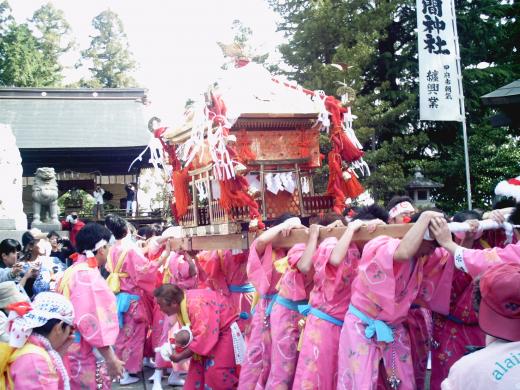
left=228, top=283, right=256, bottom=293
left=265, top=294, right=278, bottom=316
left=251, top=293, right=276, bottom=316
left=446, top=314, right=464, bottom=325
left=348, top=304, right=394, bottom=343
left=116, top=292, right=140, bottom=328
left=297, top=304, right=343, bottom=326
left=273, top=295, right=308, bottom=313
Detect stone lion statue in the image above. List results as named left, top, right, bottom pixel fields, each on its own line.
left=32, top=167, right=59, bottom=225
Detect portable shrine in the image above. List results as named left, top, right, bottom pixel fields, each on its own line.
left=149, top=59, right=368, bottom=243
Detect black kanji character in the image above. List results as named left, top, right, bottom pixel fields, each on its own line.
left=428, top=96, right=439, bottom=108
left=423, top=15, right=446, bottom=34
left=426, top=70, right=439, bottom=82
left=422, top=0, right=443, bottom=17
left=424, top=34, right=450, bottom=55
left=427, top=83, right=439, bottom=94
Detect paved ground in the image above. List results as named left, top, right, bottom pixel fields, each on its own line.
left=111, top=367, right=432, bottom=389
left=111, top=367, right=183, bottom=390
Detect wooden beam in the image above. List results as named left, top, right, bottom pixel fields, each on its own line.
left=270, top=224, right=413, bottom=248
left=168, top=224, right=414, bottom=251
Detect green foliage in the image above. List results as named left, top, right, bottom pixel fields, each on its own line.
left=0, top=0, right=13, bottom=35
left=58, top=189, right=95, bottom=215
left=79, top=9, right=137, bottom=88
left=28, top=3, right=75, bottom=86
left=270, top=0, right=520, bottom=213
left=0, top=1, right=73, bottom=87
left=0, top=23, right=49, bottom=86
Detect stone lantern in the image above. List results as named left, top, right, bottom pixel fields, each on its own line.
left=406, top=167, right=443, bottom=207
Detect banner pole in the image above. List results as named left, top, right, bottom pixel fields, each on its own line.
left=450, top=0, right=472, bottom=210
left=461, top=118, right=472, bottom=209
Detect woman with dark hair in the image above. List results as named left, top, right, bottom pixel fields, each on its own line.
left=294, top=206, right=387, bottom=389
left=57, top=222, right=124, bottom=389
left=238, top=214, right=305, bottom=389
left=104, top=214, right=166, bottom=385
left=18, top=231, right=65, bottom=297
left=154, top=283, right=243, bottom=389
left=0, top=239, right=23, bottom=282
left=338, top=210, right=454, bottom=390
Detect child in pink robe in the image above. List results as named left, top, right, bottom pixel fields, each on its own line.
left=238, top=240, right=285, bottom=390
left=293, top=230, right=361, bottom=390
left=107, top=240, right=161, bottom=376
left=9, top=334, right=63, bottom=389
left=264, top=243, right=313, bottom=389
left=337, top=212, right=455, bottom=390
left=59, top=254, right=120, bottom=389
left=197, top=250, right=253, bottom=335
left=386, top=196, right=433, bottom=390
left=155, top=286, right=241, bottom=389
left=152, top=249, right=197, bottom=384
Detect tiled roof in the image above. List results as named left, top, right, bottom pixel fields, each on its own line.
left=0, top=88, right=150, bottom=149
left=481, top=79, right=520, bottom=106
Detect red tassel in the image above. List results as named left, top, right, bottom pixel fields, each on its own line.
left=343, top=173, right=365, bottom=199
left=87, top=256, right=98, bottom=268
left=172, top=169, right=190, bottom=218
left=6, top=301, right=32, bottom=316
left=331, top=126, right=364, bottom=162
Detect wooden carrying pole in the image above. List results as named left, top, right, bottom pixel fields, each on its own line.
left=168, top=223, right=414, bottom=251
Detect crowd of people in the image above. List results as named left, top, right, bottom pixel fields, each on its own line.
left=0, top=191, right=519, bottom=390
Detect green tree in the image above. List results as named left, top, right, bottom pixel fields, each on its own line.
left=0, top=23, right=49, bottom=86
left=0, top=0, right=13, bottom=36
left=80, top=9, right=137, bottom=88
left=270, top=0, right=519, bottom=212
left=28, top=2, right=75, bottom=86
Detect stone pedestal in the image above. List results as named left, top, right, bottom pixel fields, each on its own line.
left=0, top=219, right=17, bottom=230
left=0, top=230, right=27, bottom=243
left=31, top=222, right=62, bottom=233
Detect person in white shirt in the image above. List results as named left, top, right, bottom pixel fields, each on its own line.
left=92, top=185, right=105, bottom=220
left=441, top=262, right=520, bottom=390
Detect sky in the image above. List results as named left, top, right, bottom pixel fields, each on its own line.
left=9, top=0, right=285, bottom=123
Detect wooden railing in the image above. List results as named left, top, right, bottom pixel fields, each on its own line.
left=179, top=194, right=334, bottom=227
left=302, top=195, right=334, bottom=215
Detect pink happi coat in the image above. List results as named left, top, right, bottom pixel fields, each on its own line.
left=197, top=250, right=252, bottom=335
left=9, top=335, right=64, bottom=390
left=404, top=306, right=433, bottom=390
left=456, top=240, right=519, bottom=277
left=108, top=241, right=159, bottom=374
left=429, top=237, right=500, bottom=390
left=153, top=251, right=198, bottom=369
left=337, top=236, right=454, bottom=390
left=265, top=243, right=313, bottom=390
left=238, top=241, right=284, bottom=390
left=293, top=237, right=360, bottom=390
left=182, top=289, right=240, bottom=390
left=59, top=255, right=119, bottom=390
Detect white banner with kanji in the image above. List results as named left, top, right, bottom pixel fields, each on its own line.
left=417, top=0, right=463, bottom=122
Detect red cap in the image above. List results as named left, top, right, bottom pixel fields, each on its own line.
left=478, top=263, right=520, bottom=341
